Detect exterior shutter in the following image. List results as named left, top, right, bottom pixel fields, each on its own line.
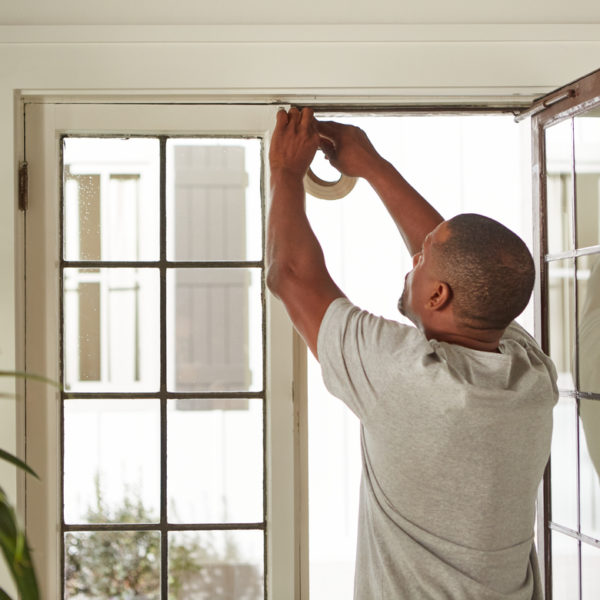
left=173, top=145, right=251, bottom=408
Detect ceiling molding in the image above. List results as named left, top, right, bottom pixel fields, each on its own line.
left=2, top=24, right=600, bottom=44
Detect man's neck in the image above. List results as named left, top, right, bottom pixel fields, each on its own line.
left=423, top=324, right=504, bottom=353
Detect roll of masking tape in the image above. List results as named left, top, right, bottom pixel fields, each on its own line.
left=303, top=167, right=358, bottom=200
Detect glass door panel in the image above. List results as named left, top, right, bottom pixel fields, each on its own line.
left=61, top=134, right=266, bottom=599
left=24, top=103, right=292, bottom=600
left=574, top=108, right=600, bottom=250
left=534, top=67, right=600, bottom=600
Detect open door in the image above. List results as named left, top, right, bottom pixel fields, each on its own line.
left=22, top=102, right=299, bottom=600
left=521, top=68, right=600, bottom=599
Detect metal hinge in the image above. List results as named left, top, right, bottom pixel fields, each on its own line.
left=18, top=161, right=28, bottom=211
left=514, top=88, right=576, bottom=123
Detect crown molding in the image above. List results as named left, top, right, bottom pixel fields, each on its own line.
left=1, top=24, right=600, bottom=44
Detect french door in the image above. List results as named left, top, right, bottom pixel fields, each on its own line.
left=22, top=103, right=299, bottom=599
left=527, top=68, right=600, bottom=598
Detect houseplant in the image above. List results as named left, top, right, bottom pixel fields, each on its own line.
left=0, top=370, right=51, bottom=600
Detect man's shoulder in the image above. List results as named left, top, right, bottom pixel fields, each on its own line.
left=318, top=297, right=429, bottom=355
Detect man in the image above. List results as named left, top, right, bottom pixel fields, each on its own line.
left=267, top=107, right=558, bottom=599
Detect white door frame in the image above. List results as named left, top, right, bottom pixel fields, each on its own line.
left=22, top=101, right=301, bottom=599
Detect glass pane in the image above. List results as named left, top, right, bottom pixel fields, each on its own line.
left=63, top=137, right=160, bottom=261
left=578, top=254, right=600, bottom=394
left=167, top=268, right=262, bottom=393
left=63, top=268, right=160, bottom=392
left=64, top=399, right=160, bottom=524
left=552, top=531, right=579, bottom=599
left=548, top=259, right=576, bottom=390
left=582, top=541, right=600, bottom=598
left=167, top=398, right=263, bottom=524
left=580, top=398, right=600, bottom=540
left=167, top=139, right=262, bottom=262
left=545, top=119, right=574, bottom=255
left=551, top=396, right=579, bottom=530
left=574, top=107, right=600, bottom=249
left=65, top=530, right=160, bottom=599
left=168, top=530, right=263, bottom=599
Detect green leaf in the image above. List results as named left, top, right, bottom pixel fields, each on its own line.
left=0, top=450, right=38, bottom=480
left=0, top=370, right=61, bottom=389
left=0, top=487, right=40, bottom=600
left=0, top=587, right=15, bottom=600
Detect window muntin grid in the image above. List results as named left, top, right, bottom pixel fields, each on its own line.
left=60, top=135, right=267, bottom=599
left=541, top=103, right=600, bottom=598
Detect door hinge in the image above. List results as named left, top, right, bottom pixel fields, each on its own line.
left=18, top=161, right=28, bottom=211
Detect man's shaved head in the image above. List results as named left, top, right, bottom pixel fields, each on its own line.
left=431, top=214, right=535, bottom=330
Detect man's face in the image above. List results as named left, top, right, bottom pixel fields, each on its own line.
left=398, top=222, right=449, bottom=328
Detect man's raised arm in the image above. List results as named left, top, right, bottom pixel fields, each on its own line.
left=266, top=108, right=345, bottom=358
left=316, top=121, right=444, bottom=256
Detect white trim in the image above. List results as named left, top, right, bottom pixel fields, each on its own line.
left=24, top=102, right=62, bottom=598
left=2, top=35, right=599, bottom=102
left=2, top=24, right=600, bottom=44
left=20, top=92, right=547, bottom=107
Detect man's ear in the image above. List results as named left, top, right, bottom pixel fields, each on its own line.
left=428, top=282, right=452, bottom=311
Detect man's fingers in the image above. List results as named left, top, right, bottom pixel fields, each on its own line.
left=288, top=107, right=301, bottom=129
left=299, top=107, right=315, bottom=128
left=275, top=109, right=289, bottom=128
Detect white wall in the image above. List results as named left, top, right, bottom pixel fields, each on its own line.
left=1, top=1, right=600, bottom=593
left=1, top=0, right=600, bottom=25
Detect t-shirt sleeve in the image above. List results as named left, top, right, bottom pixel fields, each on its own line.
left=316, top=297, right=428, bottom=422
left=502, top=321, right=559, bottom=391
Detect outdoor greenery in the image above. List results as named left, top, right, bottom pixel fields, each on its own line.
left=65, top=477, right=263, bottom=599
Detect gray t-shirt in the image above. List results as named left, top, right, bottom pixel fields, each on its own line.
left=317, top=297, right=558, bottom=600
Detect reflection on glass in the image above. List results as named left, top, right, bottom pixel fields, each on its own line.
left=168, top=530, right=263, bottom=599
left=578, top=253, right=600, bottom=541
left=64, top=399, right=160, bottom=524
left=167, top=268, right=262, bottom=392
left=548, top=259, right=575, bottom=390
left=552, top=531, right=579, bottom=600
left=580, top=401, right=600, bottom=540
left=551, top=397, right=579, bottom=530
left=65, top=531, right=160, bottom=599
left=63, top=137, right=160, bottom=262
left=582, top=541, right=600, bottom=598
left=167, top=399, right=263, bottom=524
left=166, top=139, right=262, bottom=262
left=578, top=254, right=600, bottom=394
left=574, top=108, right=600, bottom=249
left=63, top=268, right=160, bottom=392
left=545, top=119, right=574, bottom=255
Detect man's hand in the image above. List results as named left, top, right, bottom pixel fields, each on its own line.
left=269, top=107, right=321, bottom=178
left=316, top=121, right=382, bottom=179
left=266, top=108, right=345, bottom=358
left=318, top=119, right=443, bottom=256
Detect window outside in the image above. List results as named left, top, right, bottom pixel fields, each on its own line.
left=61, top=136, right=265, bottom=599
left=306, top=114, right=535, bottom=599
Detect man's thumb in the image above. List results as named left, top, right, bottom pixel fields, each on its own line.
left=319, top=139, right=336, bottom=161
left=315, top=121, right=339, bottom=142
